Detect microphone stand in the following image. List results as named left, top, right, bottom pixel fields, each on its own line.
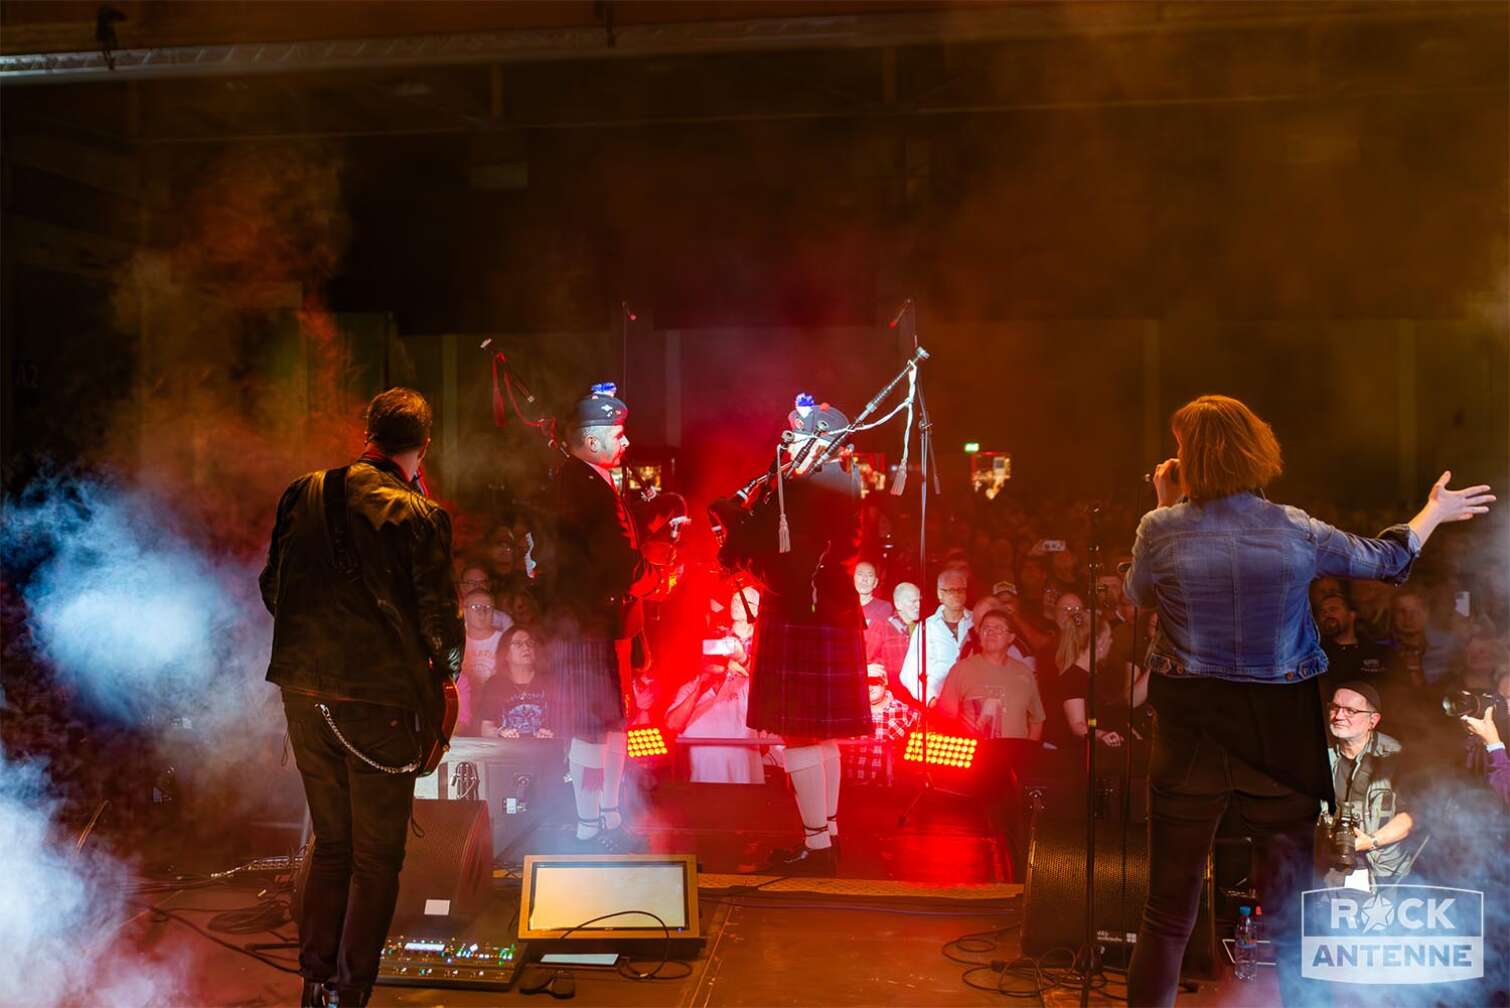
left=892, top=300, right=939, bottom=829
left=895, top=379, right=937, bottom=828
left=1080, top=505, right=1103, bottom=1007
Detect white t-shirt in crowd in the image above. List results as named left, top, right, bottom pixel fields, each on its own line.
left=671, top=675, right=762, bottom=784
left=457, top=630, right=504, bottom=732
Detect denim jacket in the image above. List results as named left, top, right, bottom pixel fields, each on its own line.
left=1124, top=492, right=1419, bottom=683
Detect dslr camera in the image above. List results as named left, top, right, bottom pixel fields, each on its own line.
left=1321, top=807, right=1360, bottom=872
left=1442, top=689, right=1505, bottom=720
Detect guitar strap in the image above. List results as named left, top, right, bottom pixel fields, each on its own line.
left=318, top=466, right=422, bottom=775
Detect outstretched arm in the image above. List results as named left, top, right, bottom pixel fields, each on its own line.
left=1407, top=470, right=1495, bottom=549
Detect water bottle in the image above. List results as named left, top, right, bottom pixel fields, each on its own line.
left=1253, top=904, right=1266, bottom=948
left=1233, top=905, right=1258, bottom=981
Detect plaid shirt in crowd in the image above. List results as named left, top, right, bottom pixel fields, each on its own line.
left=843, top=695, right=918, bottom=785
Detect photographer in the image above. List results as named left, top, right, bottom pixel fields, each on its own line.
left=1458, top=668, right=1510, bottom=805
left=1321, top=682, right=1417, bottom=886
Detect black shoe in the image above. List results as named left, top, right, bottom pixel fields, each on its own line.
left=760, top=844, right=836, bottom=876
left=598, top=826, right=647, bottom=854
left=299, top=981, right=329, bottom=1008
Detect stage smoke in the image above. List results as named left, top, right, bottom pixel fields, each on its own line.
left=3, top=476, right=267, bottom=731
left=0, top=753, right=185, bottom=1007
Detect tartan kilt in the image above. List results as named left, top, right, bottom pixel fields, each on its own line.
left=548, top=637, right=627, bottom=741
left=747, top=618, right=871, bottom=739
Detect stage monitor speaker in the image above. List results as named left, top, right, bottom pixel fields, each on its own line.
left=1022, top=810, right=1216, bottom=979
left=291, top=798, right=493, bottom=934
left=393, top=798, right=493, bottom=930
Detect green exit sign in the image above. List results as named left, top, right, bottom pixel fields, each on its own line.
left=963, top=442, right=980, bottom=454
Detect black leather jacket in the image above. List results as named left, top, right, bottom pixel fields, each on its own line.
left=259, top=456, right=464, bottom=707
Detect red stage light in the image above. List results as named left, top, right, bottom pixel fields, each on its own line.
left=626, top=726, right=669, bottom=759
left=901, top=731, right=977, bottom=769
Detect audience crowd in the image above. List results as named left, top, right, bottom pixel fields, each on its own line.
left=451, top=485, right=1510, bottom=839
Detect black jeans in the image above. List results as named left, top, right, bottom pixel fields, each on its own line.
left=1128, top=688, right=1325, bottom=1007
left=283, top=692, right=418, bottom=991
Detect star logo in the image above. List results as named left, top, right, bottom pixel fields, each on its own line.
left=1360, top=894, right=1396, bottom=933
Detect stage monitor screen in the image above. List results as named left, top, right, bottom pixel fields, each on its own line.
left=519, top=854, right=699, bottom=940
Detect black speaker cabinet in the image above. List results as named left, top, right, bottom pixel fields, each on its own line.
left=292, top=798, right=493, bottom=932
left=1023, top=809, right=1217, bottom=979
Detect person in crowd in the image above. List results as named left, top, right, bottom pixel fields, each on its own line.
left=843, top=665, right=917, bottom=786
left=500, top=587, right=543, bottom=630
left=485, top=524, right=530, bottom=595
left=1460, top=668, right=1510, bottom=805
left=457, top=560, right=493, bottom=602
left=1454, top=631, right=1509, bottom=692
left=718, top=394, right=872, bottom=874
left=457, top=560, right=514, bottom=632
left=1122, top=393, right=1492, bottom=1008
left=725, top=585, right=759, bottom=673
left=899, top=568, right=973, bottom=706
left=544, top=383, right=655, bottom=853
left=960, top=584, right=1036, bottom=670
left=1322, top=682, right=1417, bottom=886
left=477, top=626, right=552, bottom=739
left=1047, top=543, right=1083, bottom=597
left=935, top=610, right=1044, bottom=741
left=1387, top=587, right=1460, bottom=688
left=456, top=589, right=505, bottom=735
left=866, top=582, right=921, bottom=708
left=1349, top=578, right=1394, bottom=644
left=1015, top=555, right=1056, bottom=641
left=854, top=560, right=894, bottom=628
left=1041, top=592, right=1125, bottom=752
left=1309, top=574, right=1346, bottom=614
left=665, top=660, right=762, bottom=784
left=260, top=387, right=463, bottom=1008
left=1316, top=591, right=1389, bottom=700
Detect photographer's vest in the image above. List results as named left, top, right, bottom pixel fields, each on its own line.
left=1327, top=731, right=1412, bottom=879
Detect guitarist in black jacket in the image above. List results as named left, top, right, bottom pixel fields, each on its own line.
left=260, top=387, right=464, bottom=1008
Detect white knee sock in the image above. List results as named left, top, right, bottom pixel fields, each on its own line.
left=785, top=744, right=832, bottom=851
left=821, top=740, right=841, bottom=837
left=602, top=731, right=627, bottom=830
left=569, top=737, right=605, bottom=839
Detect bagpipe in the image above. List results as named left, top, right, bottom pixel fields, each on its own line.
left=708, top=344, right=929, bottom=548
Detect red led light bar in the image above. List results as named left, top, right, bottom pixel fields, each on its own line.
left=901, top=731, right=977, bottom=769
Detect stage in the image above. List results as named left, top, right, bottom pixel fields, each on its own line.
left=120, top=779, right=1278, bottom=1007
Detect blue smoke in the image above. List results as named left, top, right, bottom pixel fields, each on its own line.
left=0, top=752, right=185, bottom=1006
left=3, top=476, right=268, bottom=729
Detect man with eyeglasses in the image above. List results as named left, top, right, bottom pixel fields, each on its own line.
left=1322, top=681, right=1416, bottom=887
left=457, top=589, right=510, bottom=735
left=899, top=568, right=973, bottom=706
left=935, top=610, right=1044, bottom=742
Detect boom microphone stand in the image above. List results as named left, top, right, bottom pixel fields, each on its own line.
left=891, top=301, right=941, bottom=828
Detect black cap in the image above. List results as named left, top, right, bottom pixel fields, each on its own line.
left=571, top=382, right=628, bottom=428
left=1333, top=680, right=1382, bottom=713
left=787, top=393, right=848, bottom=437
